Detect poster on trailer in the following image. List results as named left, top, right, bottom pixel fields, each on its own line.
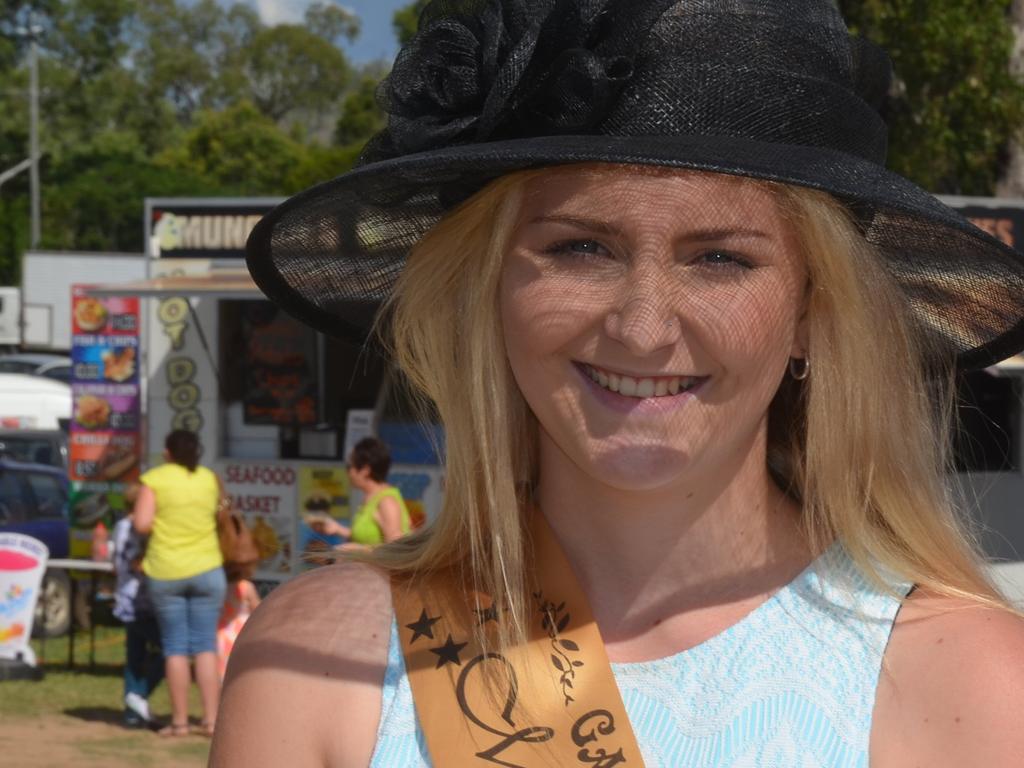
left=221, top=462, right=297, bottom=580
left=68, top=287, right=142, bottom=551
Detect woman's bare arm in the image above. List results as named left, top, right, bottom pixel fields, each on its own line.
left=374, top=496, right=405, bottom=543
left=131, top=485, right=156, bottom=535
left=243, top=581, right=261, bottom=612
left=210, top=562, right=393, bottom=767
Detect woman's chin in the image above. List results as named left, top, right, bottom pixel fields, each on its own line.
left=582, top=444, right=693, bottom=492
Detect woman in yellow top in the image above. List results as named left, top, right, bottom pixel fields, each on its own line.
left=309, top=437, right=411, bottom=552
left=133, top=429, right=226, bottom=737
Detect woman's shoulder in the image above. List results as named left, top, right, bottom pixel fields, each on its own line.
left=139, top=463, right=170, bottom=485
left=210, top=562, right=394, bottom=768
left=871, top=589, right=1024, bottom=767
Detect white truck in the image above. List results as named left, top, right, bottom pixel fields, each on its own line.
left=0, top=287, right=19, bottom=348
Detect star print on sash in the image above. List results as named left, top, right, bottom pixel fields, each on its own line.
left=430, top=634, right=468, bottom=669
left=474, top=603, right=499, bottom=626
left=405, top=609, right=442, bottom=644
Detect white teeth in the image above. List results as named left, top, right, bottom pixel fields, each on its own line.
left=584, top=365, right=698, bottom=399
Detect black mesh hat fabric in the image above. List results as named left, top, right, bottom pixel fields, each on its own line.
left=247, top=0, right=1024, bottom=369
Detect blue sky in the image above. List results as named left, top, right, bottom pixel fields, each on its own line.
left=238, top=0, right=408, bottom=64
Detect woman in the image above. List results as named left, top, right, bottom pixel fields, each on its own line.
left=134, top=429, right=225, bottom=737
left=308, top=437, right=411, bottom=551
left=213, top=1, right=1024, bottom=766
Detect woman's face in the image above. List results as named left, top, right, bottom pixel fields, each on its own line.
left=499, top=167, right=808, bottom=491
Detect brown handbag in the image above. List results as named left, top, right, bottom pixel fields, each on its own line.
left=217, top=497, right=260, bottom=568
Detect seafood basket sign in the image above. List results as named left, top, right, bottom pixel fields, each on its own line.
left=221, top=463, right=296, bottom=579
left=70, top=287, right=142, bottom=492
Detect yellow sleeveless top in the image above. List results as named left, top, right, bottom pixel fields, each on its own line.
left=141, top=463, right=222, bottom=580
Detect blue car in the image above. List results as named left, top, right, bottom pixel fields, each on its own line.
left=0, top=458, right=72, bottom=636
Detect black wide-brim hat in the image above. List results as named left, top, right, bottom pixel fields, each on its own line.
left=247, top=0, right=1024, bottom=370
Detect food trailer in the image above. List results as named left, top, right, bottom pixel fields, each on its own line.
left=76, top=198, right=444, bottom=587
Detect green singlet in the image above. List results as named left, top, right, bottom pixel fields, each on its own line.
left=350, top=486, right=411, bottom=545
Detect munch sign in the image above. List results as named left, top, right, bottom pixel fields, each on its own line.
left=151, top=204, right=276, bottom=259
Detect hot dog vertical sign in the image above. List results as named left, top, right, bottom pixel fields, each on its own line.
left=69, top=287, right=142, bottom=525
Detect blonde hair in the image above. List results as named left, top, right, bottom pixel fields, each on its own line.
left=366, top=166, right=1003, bottom=653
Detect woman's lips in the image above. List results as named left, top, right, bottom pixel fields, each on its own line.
left=573, top=362, right=708, bottom=413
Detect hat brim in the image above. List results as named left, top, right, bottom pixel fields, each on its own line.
left=247, top=134, right=1024, bottom=370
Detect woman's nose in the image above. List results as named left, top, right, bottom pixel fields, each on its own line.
left=603, top=267, right=681, bottom=355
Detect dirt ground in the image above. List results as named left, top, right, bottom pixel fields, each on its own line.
left=0, top=714, right=210, bottom=768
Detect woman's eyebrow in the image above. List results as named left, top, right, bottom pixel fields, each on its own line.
left=526, top=215, right=770, bottom=242
left=527, top=214, right=624, bottom=237
left=684, top=227, right=772, bottom=242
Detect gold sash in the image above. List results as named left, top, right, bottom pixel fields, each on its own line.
left=391, top=513, right=645, bottom=767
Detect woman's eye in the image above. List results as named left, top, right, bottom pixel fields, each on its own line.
left=545, top=239, right=612, bottom=259
left=697, top=250, right=752, bottom=269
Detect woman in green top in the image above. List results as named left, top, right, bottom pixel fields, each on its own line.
left=309, top=437, right=410, bottom=551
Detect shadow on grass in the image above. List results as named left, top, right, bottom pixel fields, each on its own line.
left=63, top=706, right=130, bottom=726
left=41, top=663, right=124, bottom=678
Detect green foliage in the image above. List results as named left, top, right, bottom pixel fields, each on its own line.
left=305, top=1, right=360, bottom=44
left=335, top=76, right=385, bottom=146
left=158, top=101, right=309, bottom=195
left=240, top=24, right=351, bottom=121
left=840, top=0, right=1024, bottom=194
left=393, top=0, right=428, bottom=46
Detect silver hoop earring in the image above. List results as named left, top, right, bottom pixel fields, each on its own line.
left=789, top=356, right=810, bottom=381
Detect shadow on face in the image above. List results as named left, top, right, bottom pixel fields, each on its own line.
left=499, top=164, right=808, bottom=492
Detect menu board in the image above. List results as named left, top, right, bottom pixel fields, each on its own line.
left=68, top=287, right=142, bottom=535
left=241, top=302, right=317, bottom=426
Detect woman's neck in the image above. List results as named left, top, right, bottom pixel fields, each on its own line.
left=535, top=427, right=811, bottom=653
left=360, top=479, right=387, bottom=497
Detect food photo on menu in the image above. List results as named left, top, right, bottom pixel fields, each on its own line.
left=73, top=297, right=108, bottom=332
left=74, top=394, right=112, bottom=430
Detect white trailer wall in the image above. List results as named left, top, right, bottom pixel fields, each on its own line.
left=22, top=251, right=146, bottom=351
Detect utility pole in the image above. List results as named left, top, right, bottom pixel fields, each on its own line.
left=27, top=10, right=40, bottom=249
left=14, top=12, right=43, bottom=247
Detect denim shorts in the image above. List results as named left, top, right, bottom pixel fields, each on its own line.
left=147, top=566, right=227, bottom=656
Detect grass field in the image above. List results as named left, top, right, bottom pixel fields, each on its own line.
left=0, top=626, right=211, bottom=768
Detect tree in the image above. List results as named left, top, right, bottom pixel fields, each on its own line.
left=305, top=1, right=360, bottom=45
left=840, top=0, right=1024, bottom=195
left=335, top=75, right=385, bottom=146
left=997, top=0, right=1024, bottom=196
left=237, top=24, right=351, bottom=122
left=392, top=0, right=428, bottom=46
left=158, top=101, right=313, bottom=196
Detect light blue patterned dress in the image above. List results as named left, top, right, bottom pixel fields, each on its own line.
left=369, top=544, right=910, bottom=767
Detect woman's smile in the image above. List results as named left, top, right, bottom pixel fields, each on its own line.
left=573, top=361, right=709, bottom=414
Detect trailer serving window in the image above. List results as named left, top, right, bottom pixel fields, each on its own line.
left=218, top=299, right=386, bottom=460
